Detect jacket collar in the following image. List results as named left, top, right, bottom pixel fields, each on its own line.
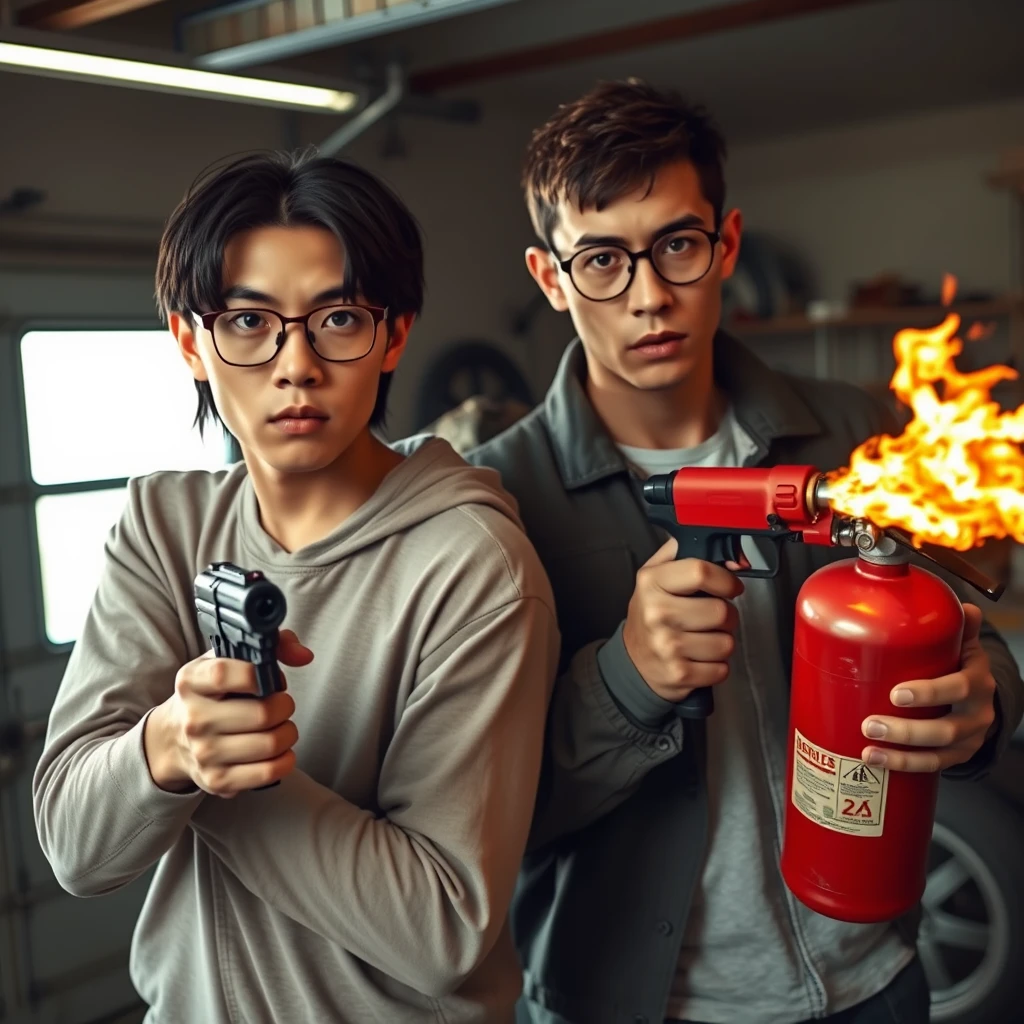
left=543, top=331, right=824, bottom=491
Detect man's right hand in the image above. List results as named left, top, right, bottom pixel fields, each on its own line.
left=622, top=538, right=744, bottom=704
left=144, top=630, right=312, bottom=796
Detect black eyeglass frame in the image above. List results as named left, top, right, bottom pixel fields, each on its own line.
left=555, top=227, right=721, bottom=302
left=193, top=303, right=390, bottom=367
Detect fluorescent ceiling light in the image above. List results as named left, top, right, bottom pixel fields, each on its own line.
left=0, top=40, right=358, bottom=113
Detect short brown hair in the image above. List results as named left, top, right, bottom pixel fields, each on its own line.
left=522, top=78, right=727, bottom=248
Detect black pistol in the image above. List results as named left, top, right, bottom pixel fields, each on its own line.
left=194, top=562, right=287, bottom=698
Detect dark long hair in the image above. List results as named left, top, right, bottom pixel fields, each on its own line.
left=155, top=149, right=424, bottom=433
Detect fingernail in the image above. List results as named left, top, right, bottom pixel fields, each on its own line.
left=892, top=689, right=914, bottom=706
left=867, top=751, right=888, bottom=767
left=864, top=721, right=888, bottom=740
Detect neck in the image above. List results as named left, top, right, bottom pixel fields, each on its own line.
left=245, top=429, right=404, bottom=553
left=586, top=348, right=725, bottom=450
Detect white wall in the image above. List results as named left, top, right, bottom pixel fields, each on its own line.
left=345, top=95, right=1024, bottom=433
left=0, top=72, right=294, bottom=223
left=0, top=73, right=569, bottom=440
left=336, top=104, right=570, bottom=438
left=3, top=72, right=1022, bottom=439
left=728, top=97, right=1024, bottom=302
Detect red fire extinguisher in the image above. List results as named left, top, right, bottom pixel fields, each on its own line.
left=641, top=465, right=1003, bottom=923
left=780, top=525, right=964, bottom=923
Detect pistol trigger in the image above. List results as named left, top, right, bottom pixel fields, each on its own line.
left=726, top=533, right=744, bottom=564
left=708, top=532, right=740, bottom=566
left=762, top=538, right=784, bottom=578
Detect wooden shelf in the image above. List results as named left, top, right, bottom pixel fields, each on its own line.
left=727, top=297, right=1023, bottom=337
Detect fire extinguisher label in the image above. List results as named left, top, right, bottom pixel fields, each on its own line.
left=791, top=730, right=890, bottom=837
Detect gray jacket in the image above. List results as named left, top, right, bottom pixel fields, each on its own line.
left=466, top=334, right=1023, bottom=1024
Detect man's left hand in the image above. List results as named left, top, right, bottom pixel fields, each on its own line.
left=860, top=603, right=996, bottom=772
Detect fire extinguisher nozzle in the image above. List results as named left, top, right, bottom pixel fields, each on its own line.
left=812, top=474, right=834, bottom=511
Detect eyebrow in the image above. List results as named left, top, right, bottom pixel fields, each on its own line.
left=222, top=284, right=351, bottom=305
left=571, top=214, right=708, bottom=251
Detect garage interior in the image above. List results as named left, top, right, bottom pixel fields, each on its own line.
left=1, top=0, right=1023, bottom=1022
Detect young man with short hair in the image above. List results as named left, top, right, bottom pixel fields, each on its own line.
left=468, top=80, right=1023, bottom=1024
left=33, top=151, right=559, bottom=1024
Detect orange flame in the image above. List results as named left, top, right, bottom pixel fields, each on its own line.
left=827, top=279, right=1024, bottom=550
left=965, top=321, right=996, bottom=342
left=940, top=272, right=957, bottom=306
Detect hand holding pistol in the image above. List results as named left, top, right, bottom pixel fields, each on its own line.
left=142, top=563, right=301, bottom=796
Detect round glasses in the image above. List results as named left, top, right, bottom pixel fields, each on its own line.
left=194, top=304, right=388, bottom=367
left=557, top=227, right=720, bottom=302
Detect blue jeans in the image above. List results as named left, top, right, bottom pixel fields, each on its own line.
left=667, top=957, right=930, bottom=1024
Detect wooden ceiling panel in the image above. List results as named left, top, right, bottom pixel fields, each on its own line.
left=17, top=0, right=168, bottom=32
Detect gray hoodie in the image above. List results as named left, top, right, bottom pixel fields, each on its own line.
left=33, top=438, right=559, bottom=1024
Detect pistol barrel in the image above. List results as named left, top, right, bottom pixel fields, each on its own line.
left=642, top=472, right=677, bottom=506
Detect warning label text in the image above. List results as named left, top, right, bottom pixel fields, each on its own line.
left=791, top=729, right=889, bottom=837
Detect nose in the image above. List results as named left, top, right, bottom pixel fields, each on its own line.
left=272, top=322, right=324, bottom=389
left=629, top=256, right=675, bottom=317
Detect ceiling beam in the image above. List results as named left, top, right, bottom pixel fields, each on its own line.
left=409, top=0, right=886, bottom=93
left=17, top=0, right=166, bottom=31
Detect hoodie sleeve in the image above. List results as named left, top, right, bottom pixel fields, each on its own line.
left=33, top=478, right=204, bottom=896
left=190, top=591, right=559, bottom=998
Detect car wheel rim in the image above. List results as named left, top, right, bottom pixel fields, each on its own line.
left=920, top=821, right=1011, bottom=1021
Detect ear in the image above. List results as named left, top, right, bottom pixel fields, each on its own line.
left=526, top=247, right=570, bottom=313
left=381, top=312, right=415, bottom=373
left=170, top=312, right=209, bottom=382
left=718, top=207, right=743, bottom=282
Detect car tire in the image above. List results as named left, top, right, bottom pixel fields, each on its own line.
left=922, top=781, right=1024, bottom=1023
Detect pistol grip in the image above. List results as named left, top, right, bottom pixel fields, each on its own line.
left=250, top=662, right=284, bottom=788
left=673, top=587, right=715, bottom=719
left=674, top=688, right=714, bottom=719
left=224, top=662, right=284, bottom=790
left=219, top=690, right=282, bottom=790
left=255, top=662, right=284, bottom=698
left=647, top=511, right=720, bottom=719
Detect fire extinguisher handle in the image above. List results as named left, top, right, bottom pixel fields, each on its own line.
left=674, top=589, right=715, bottom=718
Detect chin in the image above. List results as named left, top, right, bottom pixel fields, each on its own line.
left=250, top=441, right=344, bottom=476
left=624, top=359, right=694, bottom=392
left=265, top=455, right=336, bottom=475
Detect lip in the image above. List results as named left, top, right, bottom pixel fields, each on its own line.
left=631, top=331, right=688, bottom=349
left=270, top=405, right=329, bottom=436
left=270, top=405, right=329, bottom=422
left=629, top=332, right=688, bottom=359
